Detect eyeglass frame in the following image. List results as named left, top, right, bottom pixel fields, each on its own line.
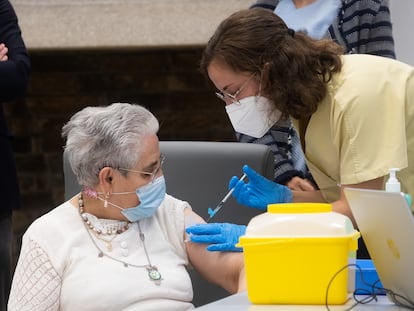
left=215, top=75, right=254, bottom=104
left=118, top=154, right=165, bottom=183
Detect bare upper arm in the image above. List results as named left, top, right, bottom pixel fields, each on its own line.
left=183, top=208, right=245, bottom=294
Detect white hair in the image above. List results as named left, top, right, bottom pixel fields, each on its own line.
left=62, top=103, right=159, bottom=187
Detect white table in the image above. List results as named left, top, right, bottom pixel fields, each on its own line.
left=195, top=291, right=407, bottom=310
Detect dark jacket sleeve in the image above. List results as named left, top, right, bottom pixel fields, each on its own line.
left=0, top=0, right=31, bottom=102
left=0, top=0, right=30, bottom=211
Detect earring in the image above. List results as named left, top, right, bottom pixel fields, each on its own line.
left=104, top=192, right=110, bottom=208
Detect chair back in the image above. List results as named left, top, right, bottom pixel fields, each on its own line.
left=159, top=141, right=274, bottom=223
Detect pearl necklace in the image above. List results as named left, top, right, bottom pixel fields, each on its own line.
left=78, top=194, right=130, bottom=252
left=79, top=195, right=130, bottom=235
left=78, top=193, right=162, bottom=284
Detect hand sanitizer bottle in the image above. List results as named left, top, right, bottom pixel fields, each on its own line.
left=385, top=168, right=412, bottom=207
left=385, top=168, right=401, bottom=192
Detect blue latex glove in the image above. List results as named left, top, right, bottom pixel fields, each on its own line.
left=185, top=223, right=246, bottom=252
left=229, top=164, right=293, bottom=210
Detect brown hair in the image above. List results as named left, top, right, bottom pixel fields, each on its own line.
left=200, top=8, right=344, bottom=119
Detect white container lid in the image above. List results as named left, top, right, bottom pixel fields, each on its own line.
left=245, top=203, right=355, bottom=237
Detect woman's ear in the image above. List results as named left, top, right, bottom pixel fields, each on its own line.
left=98, top=167, right=113, bottom=186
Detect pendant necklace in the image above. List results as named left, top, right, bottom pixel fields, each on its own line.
left=78, top=193, right=163, bottom=284
left=90, top=231, right=118, bottom=252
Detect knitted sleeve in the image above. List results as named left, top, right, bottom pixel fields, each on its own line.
left=236, top=119, right=306, bottom=185
left=334, top=0, right=396, bottom=58
left=8, top=238, right=61, bottom=311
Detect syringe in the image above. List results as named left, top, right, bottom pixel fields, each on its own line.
left=206, top=173, right=247, bottom=222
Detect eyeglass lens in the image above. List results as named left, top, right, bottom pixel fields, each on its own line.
left=215, top=76, right=252, bottom=104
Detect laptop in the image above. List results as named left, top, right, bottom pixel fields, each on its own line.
left=344, top=188, right=414, bottom=307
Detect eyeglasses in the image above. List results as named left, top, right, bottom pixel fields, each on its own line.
left=215, top=76, right=253, bottom=104
left=118, top=154, right=165, bottom=183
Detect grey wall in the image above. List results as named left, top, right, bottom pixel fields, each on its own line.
left=390, top=1, right=414, bottom=66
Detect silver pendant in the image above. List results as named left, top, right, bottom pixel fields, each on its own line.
left=147, top=266, right=162, bottom=282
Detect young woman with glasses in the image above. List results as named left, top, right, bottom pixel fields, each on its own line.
left=186, top=9, right=413, bottom=257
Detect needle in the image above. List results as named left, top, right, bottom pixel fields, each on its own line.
left=206, top=173, right=247, bottom=222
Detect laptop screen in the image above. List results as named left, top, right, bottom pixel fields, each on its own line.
left=344, top=188, right=414, bottom=307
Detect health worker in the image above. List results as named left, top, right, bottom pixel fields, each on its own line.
left=186, top=8, right=414, bottom=253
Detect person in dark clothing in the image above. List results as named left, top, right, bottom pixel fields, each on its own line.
left=0, top=0, right=30, bottom=309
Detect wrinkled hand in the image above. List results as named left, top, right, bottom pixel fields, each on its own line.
left=229, top=165, right=293, bottom=210
left=185, top=223, right=246, bottom=252
left=0, top=43, right=8, bottom=61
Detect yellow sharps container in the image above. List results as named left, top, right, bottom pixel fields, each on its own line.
left=237, top=203, right=360, bottom=305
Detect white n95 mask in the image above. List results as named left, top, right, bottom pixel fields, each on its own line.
left=225, top=96, right=281, bottom=138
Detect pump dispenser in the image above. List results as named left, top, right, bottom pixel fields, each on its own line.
left=385, top=168, right=412, bottom=207
left=385, top=168, right=401, bottom=192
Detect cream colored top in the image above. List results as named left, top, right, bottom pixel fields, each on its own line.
left=8, top=194, right=194, bottom=311
left=293, top=54, right=414, bottom=202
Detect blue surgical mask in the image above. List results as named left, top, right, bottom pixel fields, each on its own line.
left=121, top=175, right=166, bottom=222
left=101, top=175, right=166, bottom=222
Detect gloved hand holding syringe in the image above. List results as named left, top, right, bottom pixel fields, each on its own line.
left=206, top=173, right=247, bottom=222
left=186, top=165, right=293, bottom=252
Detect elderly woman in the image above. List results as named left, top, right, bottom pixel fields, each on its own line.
left=8, top=103, right=245, bottom=310
left=186, top=8, right=414, bottom=252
